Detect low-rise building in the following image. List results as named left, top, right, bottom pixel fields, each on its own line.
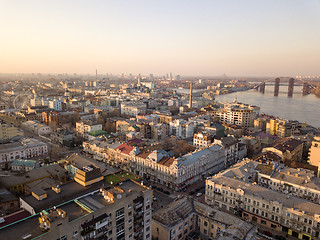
left=21, top=120, right=52, bottom=135
left=132, top=145, right=226, bottom=190
left=0, top=164, right=67, bottom=194
left=0, top=121, right=24, bottom=143
left=11, top=159, right=39, bottom=172
left=152, top=197, right=257, bottom=240
left=0, top=138, right=48, bottom=163
left=51, top=128, right=74, bottom=145
left=0, top=188, right=19, bottom=215
left=206, top=174, right=320, bottom=240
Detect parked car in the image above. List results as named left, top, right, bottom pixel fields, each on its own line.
left=196, top=192, right=203, bottom=197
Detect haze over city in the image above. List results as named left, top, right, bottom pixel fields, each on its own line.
left=1, top=0, right=320, bottom=76
left=2, top=1, right=320, bottom=240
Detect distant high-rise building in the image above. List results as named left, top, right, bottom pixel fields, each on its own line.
left=149, top=74, right=154, bottom=80
left=189, top=82, right=193, bottom=108
left=176, top=75, right=181, bottom=81
left=170, top=72, right=173, bottom=81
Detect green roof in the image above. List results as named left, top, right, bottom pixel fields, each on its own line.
left=11, top=159, right=37, bottom=167
left=88, top=130, right=109, bottom=137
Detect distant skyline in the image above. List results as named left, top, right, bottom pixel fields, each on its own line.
left=1, top=0, right=320, bottom=76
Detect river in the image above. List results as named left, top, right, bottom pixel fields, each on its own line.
left=214, top=85, right=320, bottom=128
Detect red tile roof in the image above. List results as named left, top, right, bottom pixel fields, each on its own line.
left=0, top=210, right=31, bottom=228
left=115, top=144, right=134, bottom=155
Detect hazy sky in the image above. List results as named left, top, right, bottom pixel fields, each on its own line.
left=1, top=0, right=320, bottom=76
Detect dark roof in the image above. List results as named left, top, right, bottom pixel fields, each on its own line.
left=273, top=138, right=303, bottom=153
left=220, top=136, right=238, bottom=147
left=20, top=181, right=104, bottom=213
left=0, top=188, right=18, bottom=203
left=127, top=138, right=144, bottom=145
left=254, top=151, right=282, bottom=163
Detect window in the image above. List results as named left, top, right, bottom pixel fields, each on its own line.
left=116, top=208, right=124, bottom=218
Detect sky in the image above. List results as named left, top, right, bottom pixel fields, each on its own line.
left=0, top=0, right=320, bottom=77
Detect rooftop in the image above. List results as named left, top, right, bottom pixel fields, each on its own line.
left=152, top=197, right=194, bottom=227
left=0, top=138, right=47, bottom=153
left=272, top=138, right=303, bottom=153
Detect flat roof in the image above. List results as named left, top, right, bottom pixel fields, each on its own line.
left=0, top=180, right=150, bottom=240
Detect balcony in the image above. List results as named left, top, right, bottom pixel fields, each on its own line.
left=81, top=227, right=95, bottom=236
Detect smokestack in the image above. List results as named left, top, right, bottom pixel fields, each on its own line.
left=189, top=82, right=193, bottom=108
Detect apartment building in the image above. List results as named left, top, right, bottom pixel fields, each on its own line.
left=308, top=136, right=320, bottom=168
left=216, top=98, right=259, bottom=128
left=213, top=136, right=239, bottom=167
left=150, top=123, right=168, bottom=140
left=120, top=102, right=147, bottom=117
left=193, top=131, right=214, bottom=148
left=262, top=138, right=304, bottom=162
left=152, top=197, right=196, bottom=240
left=169, top=119, right=194, bottom=139
left=76, top=120, right=102, bottom=138
left=1, top=180, right=152, bottom=240
left=42, top=111, right=61, bottom=126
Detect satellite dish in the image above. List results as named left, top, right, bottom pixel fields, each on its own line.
left=117, top=194, right=122, bottom=199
